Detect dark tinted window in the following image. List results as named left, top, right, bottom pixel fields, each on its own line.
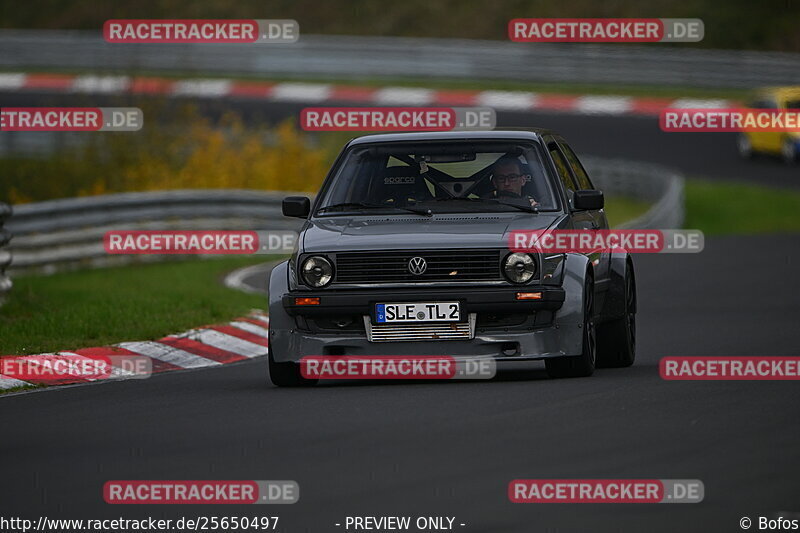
left=749, top=99, right=778, bottom=109
left=548, top=143, right=575, bottom=194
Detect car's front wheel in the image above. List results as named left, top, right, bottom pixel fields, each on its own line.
left=781, top=137, right=798, bottom=165
left=736, top=134, right=754, bottom=159
left=268, top=332, right=318, bottom=387
left=545, top=274, right=596, bottom=378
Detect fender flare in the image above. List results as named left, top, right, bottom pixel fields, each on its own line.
left=268, top=261, right=297, bottom=362
left=268, top=260, right=293, bottom=330
left=561, top=252, right=593, bottom=310
left=601, top=252, right=634, bottom=322
left=549, top=254, right=589, bottom=350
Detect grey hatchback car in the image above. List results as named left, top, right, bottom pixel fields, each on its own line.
left=268, top=130, right=636, bottom=386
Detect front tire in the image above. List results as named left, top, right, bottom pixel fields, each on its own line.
left=781, top=137, right=798, bottom=165
left=596, top=263, right=636, bottom=368
left=736, top=134, right=754, bottom=159
left=546, top=274, right=596, bottom=378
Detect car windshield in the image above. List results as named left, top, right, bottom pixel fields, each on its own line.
left=315, top=141, right=559, bottom=215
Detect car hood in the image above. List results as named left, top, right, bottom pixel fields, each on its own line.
left=301, top=212, right=565, bottom=252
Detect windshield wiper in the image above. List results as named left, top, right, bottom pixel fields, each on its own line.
left=317, top=202, right=432, bottom=217
left=488, top=198, right=539, bottom=213
left=435, top=196, right=538, bottom=213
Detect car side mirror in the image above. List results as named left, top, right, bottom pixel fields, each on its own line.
left=282, top=196, right=311, bottom=218
left=573, top=190, right=604, bottom=210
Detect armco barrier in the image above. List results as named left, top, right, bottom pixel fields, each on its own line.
left=5, top=190, right=306, bottom=274
left=583, top=157, right=685, bottom=230
left=0, top=202, right=12, bottom=304
left=4, top=158, right=685, bottom=275
left=0, top=30, right=798, bottom=89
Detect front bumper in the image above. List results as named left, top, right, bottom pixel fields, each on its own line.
left=269, top=326, right=581, bottom=361
left=270, top=285, right=580, bottom=362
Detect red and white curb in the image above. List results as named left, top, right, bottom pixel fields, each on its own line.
left=0, top=72, right=732, bottom=117
left=0, top=311, right=269, bottom=392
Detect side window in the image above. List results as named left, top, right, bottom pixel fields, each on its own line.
left=547, top=141, right=577, bottom=206
left=750, top=99, right=777, bottom=109
left=559, top=142, right=593, bottom=190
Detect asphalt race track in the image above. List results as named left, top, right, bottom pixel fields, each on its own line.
left=2, top=90, right=800, bottom=532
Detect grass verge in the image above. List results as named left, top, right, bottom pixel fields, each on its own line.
left=0, top=256, right=274, bottom=355
left=605, top=197, right=652, bottom=228
left=685, top=179, right=800, bottom=234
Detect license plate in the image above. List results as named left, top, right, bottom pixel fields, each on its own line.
left=375, top=302, right=461, bottom=323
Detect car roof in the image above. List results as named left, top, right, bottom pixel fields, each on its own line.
left=347, top=129, right=553, bottom=146
left=754, top=86, right=800, bottom=101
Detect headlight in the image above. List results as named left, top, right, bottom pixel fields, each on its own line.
left=503, top=252, right=536, bottom=284
left=301, top=256, right=334, bottom=287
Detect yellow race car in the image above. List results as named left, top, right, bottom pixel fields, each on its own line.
left=737, top=87, right=800, bottom=164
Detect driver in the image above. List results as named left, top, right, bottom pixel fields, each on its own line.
left=488, top=157, right=538, bottom=206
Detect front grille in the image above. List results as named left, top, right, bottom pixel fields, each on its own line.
left=335, top=249, right=502, bottom=284
left=364, top=315, right=476, bottom=342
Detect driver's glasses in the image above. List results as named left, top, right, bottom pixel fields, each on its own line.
left=494, top=174, right=524, bottom=184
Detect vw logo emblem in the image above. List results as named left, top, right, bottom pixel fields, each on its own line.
left=408, top=256, right=427, bottom=275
